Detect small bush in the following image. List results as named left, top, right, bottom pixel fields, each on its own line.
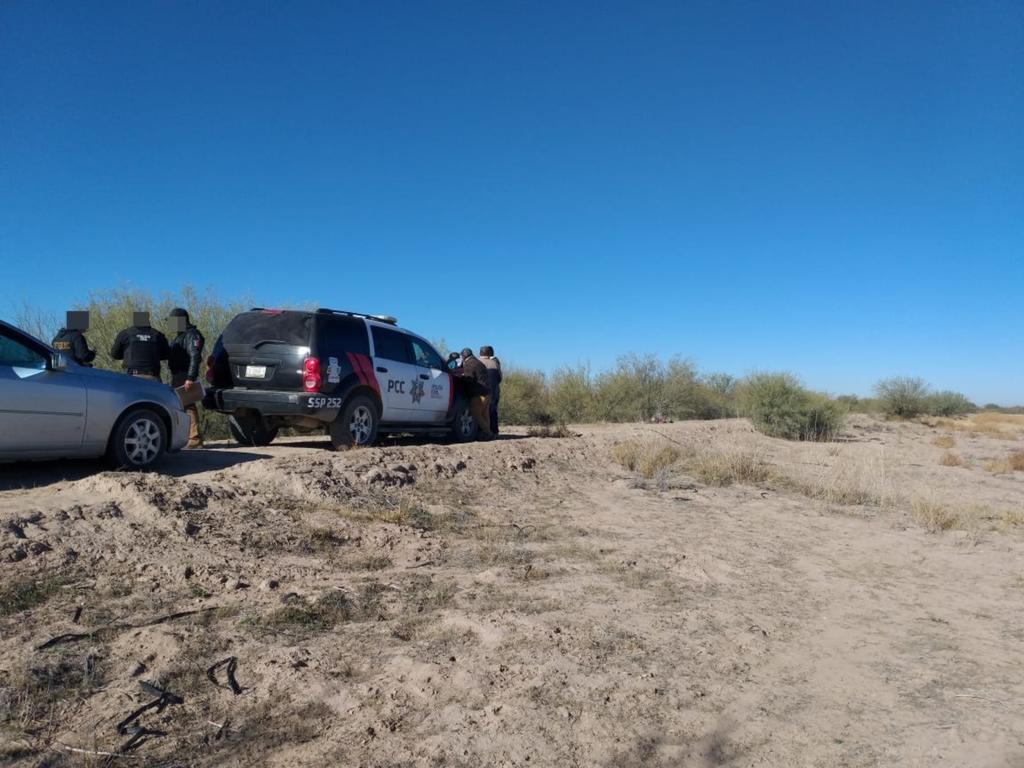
left=874, top=377, right=930, bottom=418
left=738, top=373, right=845, bottom=441
left=263, top=590, right=354, bottom=630
left=932, top=435, right=955, bottom=449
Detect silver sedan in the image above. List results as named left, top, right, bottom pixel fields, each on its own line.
left=0, top=319, right=188, bottom=469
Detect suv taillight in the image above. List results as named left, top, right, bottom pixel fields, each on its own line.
left=204, top=355, right=216, bottom=385
left=303, top=357, right=321, bottom=392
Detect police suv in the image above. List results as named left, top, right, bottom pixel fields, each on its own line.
left=204, top=308, right=479, bottom=448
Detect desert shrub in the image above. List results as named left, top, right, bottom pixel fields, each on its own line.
left=662, top=359, right=720, bottom=420
left=697, top=372, right=739, bottom=418
left=589, top=355, right=732, bottom=422
left=925, top=390, right=975, bottom=417
left=932, top=435, right=955, bottom=449
left=499, top=368, right=551, bottom=425
left=874, top=377, right=930, bottom=418
left=836, top=394, right=883, bottom=414
left=738, top=373, right=845, bottom=441
left=548, top=365, right=595, bottom=424
left=593, top=354, right=662, bottom=422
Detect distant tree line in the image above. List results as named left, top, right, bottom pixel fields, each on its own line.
left=9, top=286, right=984, bottom=443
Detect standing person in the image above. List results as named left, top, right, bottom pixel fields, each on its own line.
left=110, top=311, right=169, bottom=382
left=459, top=347, right=493, bottom=439
left=167, top=307, right=205, bottom=448
left=51, top=311, right=96, bottom=366
left=479, top=345, right=502, bottom=436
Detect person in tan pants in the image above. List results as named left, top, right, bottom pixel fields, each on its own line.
left=459, top=347, right=493, bottom=439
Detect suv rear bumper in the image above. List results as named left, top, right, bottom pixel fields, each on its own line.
left=208, top=388, right=341, bottom=421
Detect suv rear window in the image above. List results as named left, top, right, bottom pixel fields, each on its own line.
left=317, top=315, right=370, bottom=356
left=221, top=311, right=313, bottom=347
left=371, top=326, right=411, bottom=363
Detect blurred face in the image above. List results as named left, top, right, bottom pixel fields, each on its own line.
left=171, top=316, right=188, bottom=333
left=133, top=311, right=150, bottom=327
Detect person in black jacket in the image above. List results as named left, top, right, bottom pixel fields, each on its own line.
left=167, top=307, right=205, bottom=448
left=110, top=312, right=169, bottom=381
left=52, top=311, right=96, bottom=366
left=460, top=348, right=493, bottom=439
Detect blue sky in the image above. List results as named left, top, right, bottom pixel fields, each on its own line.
left=1, top=1, right=1021, bottom=403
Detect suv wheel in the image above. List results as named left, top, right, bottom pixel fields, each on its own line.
left=451, top=399, right=479, bottom=443
left=107, top=407, right=167, bottom=470
left=330, top=395, right=379, bottom=450
left=229, top=414, right=279, bottom=446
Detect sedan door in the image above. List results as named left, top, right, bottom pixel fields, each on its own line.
left=0, top=329, right=87, bottom=454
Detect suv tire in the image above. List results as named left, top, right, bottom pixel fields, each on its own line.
left=107, top=407, right=167, bottom=470
left=229, top=414, right=279, bottom=446
left=451, top=398, right=479, bottom=443
left=330, top=395, right=379, bottom=450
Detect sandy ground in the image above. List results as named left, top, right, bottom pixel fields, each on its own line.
left=1, top=416, right=1023, bottom=767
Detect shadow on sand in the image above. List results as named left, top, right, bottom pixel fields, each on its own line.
left=0, top=448, right=272, bottom=491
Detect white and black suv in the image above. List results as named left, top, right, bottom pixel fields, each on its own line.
left=204, top=308, right=479, bottom=448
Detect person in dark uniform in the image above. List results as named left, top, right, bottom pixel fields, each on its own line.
left=110, top=311, right=169, bottom=382
left=167, top=307, right=205, bottom=448
left=51, top=311, right=96, bottom=366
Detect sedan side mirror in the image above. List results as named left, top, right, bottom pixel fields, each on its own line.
left=50, top=352, right=68, bottom=371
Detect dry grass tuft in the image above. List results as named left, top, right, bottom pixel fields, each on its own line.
left=778, top=450, right=895, bottom=508
left=932, top=435, right=956, bottom=449
left=526, top=423, right=574, bottom=438
left=983, top=451, right=1024, bottom=474
left=911, top=498, right=960, bottom=533
left=0, top=576, right=64, bottom=618
left=929, top=412, right=1024, bottom=441
left=939, top=451, right=966, bottom=467
left=612, top=440, right=681, bottom=478
left=687, top=447, right=771, bottom=487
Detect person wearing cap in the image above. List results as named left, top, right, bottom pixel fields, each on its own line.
left=167, top=307, right=205, bottom=448
left=479, top=345, right=502, bottom=435
left=459, top=347, right=493, bottom=439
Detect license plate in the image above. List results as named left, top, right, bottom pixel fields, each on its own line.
left=244, top=365, right=267, bottom=378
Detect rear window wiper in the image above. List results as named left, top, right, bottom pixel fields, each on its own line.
left=251, top=339, right=297, bottom=348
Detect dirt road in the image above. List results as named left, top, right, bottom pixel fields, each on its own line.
left=2, top=418, right=1022, bottom=767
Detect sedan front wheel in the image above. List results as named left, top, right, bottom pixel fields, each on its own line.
left=107, top=407, right=168, bottom=470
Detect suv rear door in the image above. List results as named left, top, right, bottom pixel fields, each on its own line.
left=369, top=325, right=419, bottom=422
left=219, top=310, right=313, bottom=391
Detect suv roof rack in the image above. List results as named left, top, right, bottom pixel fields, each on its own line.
left=314, top=308, right=398, bottom=325
left=247, top=307, right=399, bottom=326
